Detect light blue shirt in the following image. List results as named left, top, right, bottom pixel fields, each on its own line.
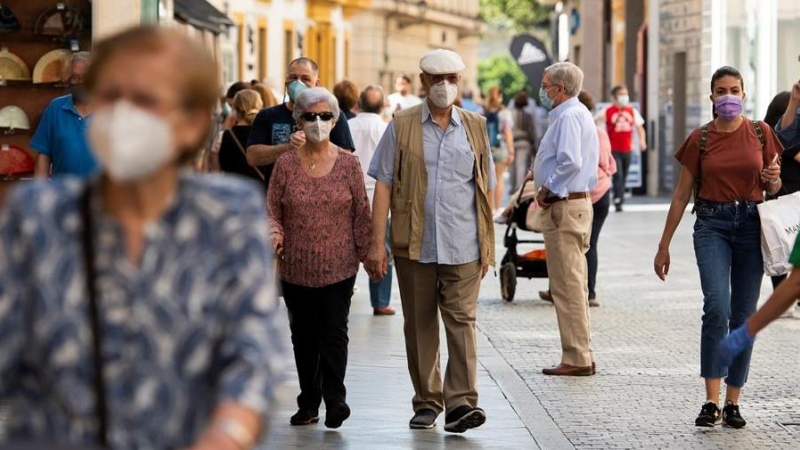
left=368, top=102, right=496, bottom=265
left=533, top=97, right=599, bottom=197
left=775, top=106, right=800, bottom=149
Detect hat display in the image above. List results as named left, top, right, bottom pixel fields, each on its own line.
left=0, top=49, right=30, bottom=83
left=32, top=49, right=71, bottom=84
left=0, top=106, right=30, bottom=131
left=34, top=5, right=87, bottom=38
left=0, top=5, right=21, bottom=33
left=0, top=144, right=35, bottom=175
left=419, top=49, right=466, bottom=75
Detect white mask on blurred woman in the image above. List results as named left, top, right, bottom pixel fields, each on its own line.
left=89, top=100, right=174, bottom=181
left=303, top=118, right=333, bottom=144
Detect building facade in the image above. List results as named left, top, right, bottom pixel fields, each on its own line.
left=653, top=0, right=800, bottom=192
left=349, top=0, right=482, bottom=97
left=220, top=0, right=368, bottom=91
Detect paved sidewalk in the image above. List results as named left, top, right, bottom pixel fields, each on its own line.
left=261, top=273, right=550, bottom=449
left=478, top=209, right=800, bottom=449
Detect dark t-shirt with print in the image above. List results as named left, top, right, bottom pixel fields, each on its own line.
left=246, top=103, right=356, bottom=190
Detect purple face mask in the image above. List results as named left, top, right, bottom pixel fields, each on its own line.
left=715, top=94, right=743, bottom=120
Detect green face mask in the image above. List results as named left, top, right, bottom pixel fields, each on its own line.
left=287, top=81, right=308, bottom=103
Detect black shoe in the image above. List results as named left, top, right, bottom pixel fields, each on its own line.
left=324, top=403, right=351, bottom=429
left=615, top=203, right=623, bottom=212
left=444, top=406, right=486, bottom=433
left=290, top=408, right=320, bottom=426
left=722, top=401, right=746, bottom=428
left=409, top=408, right=438, bottom=429
left=695, top=402, right=721, bottom=427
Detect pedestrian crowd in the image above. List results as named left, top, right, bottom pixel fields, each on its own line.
left=1, top=22, right=800, bottom=450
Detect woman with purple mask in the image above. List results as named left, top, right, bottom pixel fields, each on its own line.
left=654, top=66, right=784, bottom=429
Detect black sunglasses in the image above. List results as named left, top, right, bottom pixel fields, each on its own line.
left=300, top=112, right=335, bottom=122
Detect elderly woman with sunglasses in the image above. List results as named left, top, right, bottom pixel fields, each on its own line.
left=267, top=87, right=372, bottom=429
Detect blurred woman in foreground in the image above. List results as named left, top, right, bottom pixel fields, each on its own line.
left=0, top=26, right=284, bottom=450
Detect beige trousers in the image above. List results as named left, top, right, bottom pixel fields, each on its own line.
left=394, top=257, right=482, bottom=415
left=541, top=197, right=594, bottom=367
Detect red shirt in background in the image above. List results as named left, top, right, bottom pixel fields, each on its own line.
left=605, top=104, right=642, bottom=152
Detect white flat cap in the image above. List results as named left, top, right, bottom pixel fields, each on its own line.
left=419, top=49, right=465, bottom=74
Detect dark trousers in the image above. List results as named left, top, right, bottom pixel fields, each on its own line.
left=587, top=191, right=611, bottom=299
left=612, top=151, right=632, bottom=205
left=282, top=276, right=355, bottom=411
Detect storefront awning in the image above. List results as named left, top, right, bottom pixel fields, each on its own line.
left=173, top=0, right=234, bottom=34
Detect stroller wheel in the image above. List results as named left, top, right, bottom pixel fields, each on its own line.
left=500, top=262, right=517, bottom=302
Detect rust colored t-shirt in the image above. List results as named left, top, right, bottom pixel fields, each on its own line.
left=675, top=119, right=784, bottom=202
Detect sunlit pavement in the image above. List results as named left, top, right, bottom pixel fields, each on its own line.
left=262, top=200, right=800, bottom=449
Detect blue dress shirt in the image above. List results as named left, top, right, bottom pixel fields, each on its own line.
left=368, top=102, right=496, bottom=265
left=775, top=106, right=800, bottom=149
left=533, top=97, right=599, bottom=197
left=30, top=94, right=99, bottom=178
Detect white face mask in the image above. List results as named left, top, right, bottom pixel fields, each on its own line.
left=303, top=117, right=333, bottom=144
left=428, top=81, right=458, bottom=108
left=88, top=100, right=175, bottom=182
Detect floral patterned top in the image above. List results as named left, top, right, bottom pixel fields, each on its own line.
left=0, top=174, right=286, bottom=450
left=268, top=150, right=371, bottom=288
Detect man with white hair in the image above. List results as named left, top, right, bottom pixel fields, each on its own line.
left=367, top=49, right=495, bottom=433
left=534, top=62, right=600, bottom=376
left=32, top=51, right=98, bottom=179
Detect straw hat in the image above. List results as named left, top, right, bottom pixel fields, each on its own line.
left=0, top=49, right=30, bottom=83
left=0, top=106, right=30, bottom=131
left=32, top=49, right=72, bottom=84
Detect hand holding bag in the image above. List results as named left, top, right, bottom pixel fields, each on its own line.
left=757, top=191, right=800, bottom=276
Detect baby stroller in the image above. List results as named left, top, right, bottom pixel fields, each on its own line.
left=499, top=177, right=548, bottom=302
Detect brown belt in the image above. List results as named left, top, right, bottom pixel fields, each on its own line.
left=546, top=192, right=590, bottom=203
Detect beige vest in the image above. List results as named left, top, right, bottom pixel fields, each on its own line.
left=389, top=104, right=495, bottom=266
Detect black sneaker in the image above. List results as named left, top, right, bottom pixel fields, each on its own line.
left=409, top=408, right=438, bottom=429
left=444, top=406, right=486, bottom=433
left=695, top=402, right=721, bottom=427
left=722, top=401, right=746, bottom=428
left=290, top=408, right=319, bottom=426
left=324, top=402, right=351, bottom=429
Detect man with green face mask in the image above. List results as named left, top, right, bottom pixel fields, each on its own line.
left=598, top=84, right=647, bottom=212
left=245, top=57, right=355, bottom=191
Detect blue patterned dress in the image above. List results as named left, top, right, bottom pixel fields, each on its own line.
left=0, top=173, right=286, bottom=450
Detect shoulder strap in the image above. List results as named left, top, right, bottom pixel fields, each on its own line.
left=81, top=187, right=109, bottom=449
left=692, top=124, right=709, bottom=213
left=227, top=129, right=266, bottom=182
left=750, top=119, right=766, bottom=151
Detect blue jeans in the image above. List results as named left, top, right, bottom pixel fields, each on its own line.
left=693, top=200, right=763, bottom=388
left=369, top=220, right=393, bottom=308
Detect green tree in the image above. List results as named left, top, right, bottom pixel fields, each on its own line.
left=478, top=54, right=531, bottom=101
left=479, top=0, right=551, bottom=31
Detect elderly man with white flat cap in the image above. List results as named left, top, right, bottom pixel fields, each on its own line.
left=366, top=49, right=496, bottom=433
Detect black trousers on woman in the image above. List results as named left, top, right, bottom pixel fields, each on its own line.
left=282, top=276, right=355, bottom=412
left=587, top=191, right=611, bottom=300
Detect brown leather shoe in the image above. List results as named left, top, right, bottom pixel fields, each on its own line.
left=542, top=363, right=594, bottom=376
left=539, top=290, right=553, bottom=302
left=373, top=306, right=396, bottom=316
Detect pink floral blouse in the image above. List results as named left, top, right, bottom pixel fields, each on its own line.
left=268, top=150, right=372, bottom=287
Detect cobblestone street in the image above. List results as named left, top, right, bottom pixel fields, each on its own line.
left=477, top=204, right=800, bottom=449
left=266, top=203, right=800, bottom=449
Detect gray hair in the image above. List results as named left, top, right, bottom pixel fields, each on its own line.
left=292, top=87, right=340, bottom=123
left=544, top=62, right=583, bottom=97
left=71, top=51, right=91, bottom=67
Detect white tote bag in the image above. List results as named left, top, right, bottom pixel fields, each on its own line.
left=757, top=191, right=800, bottom=276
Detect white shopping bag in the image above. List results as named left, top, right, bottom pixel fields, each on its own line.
left=757, top=191, right=800, bottom=276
